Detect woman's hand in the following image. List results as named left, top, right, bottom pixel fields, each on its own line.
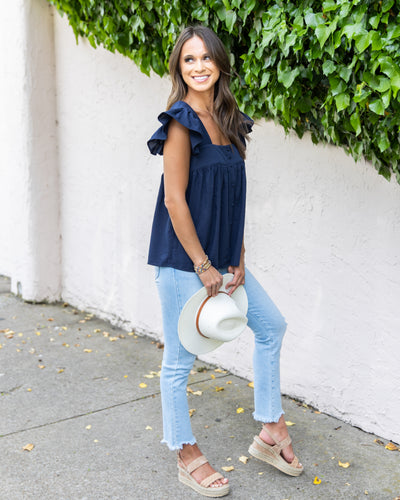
left=226, top=263, right=245, bottom=296
left=199, top=266, right=223, bottom=297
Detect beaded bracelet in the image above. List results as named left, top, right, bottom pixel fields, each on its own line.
left=194, top=256, right=212, bottom=275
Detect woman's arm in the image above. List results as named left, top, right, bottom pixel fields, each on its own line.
left=163, top=118, right=223, bottom=296
left=226, top=241, right=245, bottom=295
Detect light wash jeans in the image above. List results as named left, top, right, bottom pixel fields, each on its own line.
left=155, top=266, right=287, bottom=451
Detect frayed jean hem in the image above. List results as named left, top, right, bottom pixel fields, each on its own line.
left=161, top=437, right=197, bottom=451
left=252, top=410, right=284, bottom=424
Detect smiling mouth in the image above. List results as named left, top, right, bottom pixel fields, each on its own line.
left=193, top=76, right=210, bottom=82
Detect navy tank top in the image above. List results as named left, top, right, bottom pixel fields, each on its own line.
left=147, top=100, right=253, bottom=272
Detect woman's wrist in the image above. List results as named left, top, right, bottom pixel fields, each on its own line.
left=194, top=255, right=212, bottom=275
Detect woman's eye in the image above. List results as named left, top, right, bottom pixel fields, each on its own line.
left=184, top=57, right=193, bottom=63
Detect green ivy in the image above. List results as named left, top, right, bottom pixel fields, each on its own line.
left=48, top=0, right=400, bottom=183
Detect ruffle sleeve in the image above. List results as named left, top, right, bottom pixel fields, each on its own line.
left=147, top=101, right=204, bottom=156
left=239, top=111, right=254, bottom=146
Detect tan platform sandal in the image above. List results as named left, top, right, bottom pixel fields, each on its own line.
left=248, top=425, right=303, bottom=477
left=177, top=453, right=230, bottom=498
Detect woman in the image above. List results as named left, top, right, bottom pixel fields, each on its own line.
left=147, top=25, right=303, bottom=497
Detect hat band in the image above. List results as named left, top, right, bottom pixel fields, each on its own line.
left=195, top=291, right=229, bottom=339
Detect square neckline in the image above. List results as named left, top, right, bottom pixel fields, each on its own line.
left=179, top=100, right=233, bottom=148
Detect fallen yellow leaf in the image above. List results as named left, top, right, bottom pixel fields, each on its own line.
left=236, top=407, right=244, bottom=414
left=374, top=439, right=384, bottom=446
left=38, top=365, right=45, bottom=369
left=285, top=420, right=296, bottom=426
left=23, top=444, right=34, bottom=452
left=247, top=381, right=254, bottom=388
left=215, top=386, right=224, bottom=392
left=226, top=381, right=232, bottom=385
left=385, top=442, right=399, bottom=451
left=62, top=326, right=68, bottom=331
left=139, top=383, right=147, bottom=388
left=239, top=456, right=249, bottom=464
left=189, top=409, right=196, bottom=417
left=338, top=461, right=350, bottom=468
left=35, top=331, right=41, bottom=336
left=124, top=375, right=128, bottom=378
left=145, top=426, right=152, bottom=430
left=48, top=318, right=54, bottom=322
left=210, top=374, right=216, bottom=379
left=221, top=466, right=234, bottom=472
left=144, top=374, right=154, bottom=379
left=313, top=476, right=321, bottom=485
left=58, top=369, right=64, bottom=374
left=94, top=329, right=101, bottom=333
left=18, top=333, right=23, bottom=337
left=86, top=425, right=92, bottom=430
left=27, top=388, right=32, bottom=392
left=83, top=349, right=92, bottom=353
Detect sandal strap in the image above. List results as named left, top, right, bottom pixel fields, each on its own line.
left=262, top=424, right=292, bottom=451
left=200, top=472, right=224, bottom=488
left=291, top=455, right=300, bottom=467
left=185, top=454, right=209, bottom=474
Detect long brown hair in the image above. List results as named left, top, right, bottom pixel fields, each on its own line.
left=167, top=26, right=250, bottom=159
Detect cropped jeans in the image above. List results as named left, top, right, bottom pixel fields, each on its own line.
left=155, top=266, right=287, bottom=451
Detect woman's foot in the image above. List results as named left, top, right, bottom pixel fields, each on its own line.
left=248, top=415, right=303, bottom=476
left=260, top=415, right=302, bottom=468
left=178, top=444, right=229, bottom=489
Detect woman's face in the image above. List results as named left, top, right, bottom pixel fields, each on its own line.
left=179, top=36, right=220, bottom=95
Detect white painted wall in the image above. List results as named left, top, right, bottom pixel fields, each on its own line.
left=0, top=0, right=60, bottom=300
left=1, top=0, right=399, bottom=443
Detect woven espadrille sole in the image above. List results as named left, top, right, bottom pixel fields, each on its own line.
left=178, top=469, right=230, bottom=498
left=249, top=436, right=303, bottom=477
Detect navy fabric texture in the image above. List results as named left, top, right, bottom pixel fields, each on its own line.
left=147, top=100, right=253, bottom=272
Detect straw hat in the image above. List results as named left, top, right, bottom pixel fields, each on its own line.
left=178, top=273, right=248, bottom=355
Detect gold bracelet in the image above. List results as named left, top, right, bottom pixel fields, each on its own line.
left=194, top=256, right=212, bottom=275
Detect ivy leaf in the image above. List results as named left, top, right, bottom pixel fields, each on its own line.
left=329, top=76, right=347, bottom=96
left=386, top=23, right=400, bottom=41
left=339, top=66, right=353, bottom=83
left=377, top=130, right=390, bottom=152
left=369, top=15, right=381, bottom=30
left=260, top=72, right=271, bottom=90
left=355, top=33, right=371, bottom=53
left=192, top=6, right=209, bottom=22
left=350, top=111, right=361, bottom=135
left=369, top=99, right=385, bottom=115
left=322, top=60, right=336, bottom=76
left=370, top=31, right=383, bottom=51
left=225, top=10, right=237, bottom=33
left=342, top=23, right=366, bottom=40
left=380, top=61, right=400, bottom=97
left=335, top=93, right=350, bottom=112
left=315, top=24, right=331, bottom=48
left=277, top=62, right=300, bottom=89
left=322, top=0, right=339, bottom=12
left=381, top=0, right=394, bottom=13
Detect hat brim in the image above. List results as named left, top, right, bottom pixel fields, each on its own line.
left=178, top=273, right=248, bottom=355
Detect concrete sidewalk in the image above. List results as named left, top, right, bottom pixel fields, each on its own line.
left=1, top=276, right=399, bottom=500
